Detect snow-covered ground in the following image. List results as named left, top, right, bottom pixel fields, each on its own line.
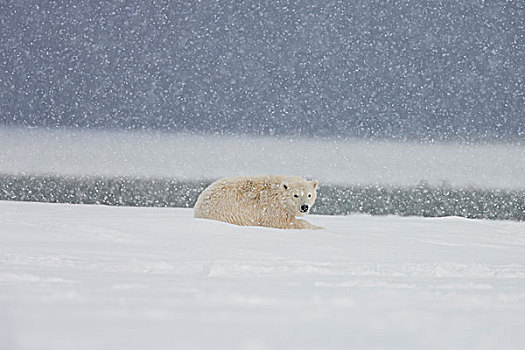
left=1, top=127, right=524, bottom=189
left=1, top=201, right=524, bottom=349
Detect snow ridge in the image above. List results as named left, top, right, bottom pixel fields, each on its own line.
left=1, top=201, right=524, bottom=349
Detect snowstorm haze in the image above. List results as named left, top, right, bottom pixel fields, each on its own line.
left=1, top=0, right=523, bottom=141
left=3, top=3, right=525, bottom=349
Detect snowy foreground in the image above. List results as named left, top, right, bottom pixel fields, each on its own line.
left=1, top=201, right=525, bottom=350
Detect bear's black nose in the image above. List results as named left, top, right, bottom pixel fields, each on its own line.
left=300, top=204, right=309, bottom=212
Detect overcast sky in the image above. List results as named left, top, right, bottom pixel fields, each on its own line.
left=1, top=1, right=523, bottom=141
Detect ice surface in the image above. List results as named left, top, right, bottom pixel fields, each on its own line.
left=1, top=201, right=524, bottom=349
left=1, top=127, right=524, bottom=189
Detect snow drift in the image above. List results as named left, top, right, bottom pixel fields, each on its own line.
left=1, top=201, right=524, bottom=349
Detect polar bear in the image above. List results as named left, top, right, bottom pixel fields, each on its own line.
left=194, top=175, right=323, bottom=229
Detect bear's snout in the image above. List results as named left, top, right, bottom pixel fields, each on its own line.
left=300, top=204, right=309, bottom=213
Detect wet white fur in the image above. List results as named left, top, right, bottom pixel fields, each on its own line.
left=194, top=175, right=322, bottom=229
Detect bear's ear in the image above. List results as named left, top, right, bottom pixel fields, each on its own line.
left=282, top=182, right=289, bottom=190
left=312, top=180, right=319, bottom=189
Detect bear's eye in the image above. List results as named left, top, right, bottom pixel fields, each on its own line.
left=308, top=194, right=312, bottom=197
left=293, top=194, right=298, bottom=198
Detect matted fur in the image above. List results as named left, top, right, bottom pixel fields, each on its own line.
left=194, top=175, right=322, bottom=229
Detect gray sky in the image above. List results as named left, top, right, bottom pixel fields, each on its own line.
left=1, top=0, right=523, bottom=141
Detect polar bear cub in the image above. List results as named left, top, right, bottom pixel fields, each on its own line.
left=194, top=175, right=322, bottom=229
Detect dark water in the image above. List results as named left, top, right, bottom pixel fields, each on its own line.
left=1, top=174, right=523, bottom=221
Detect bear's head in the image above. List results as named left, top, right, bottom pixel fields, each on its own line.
left=280, top=179, right=319, bottom=216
